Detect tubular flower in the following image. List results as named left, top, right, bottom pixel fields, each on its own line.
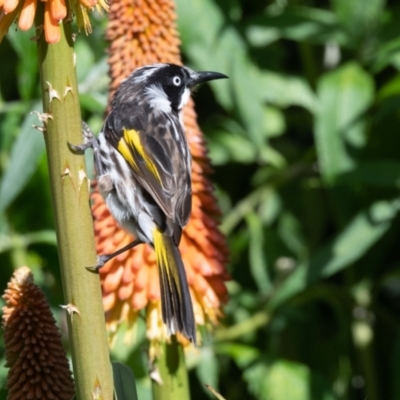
left=92, top=0, right=230, bottom=353
left=2, top=266, right=75, bottom=400
left=0, top=0, right=108, bottom=44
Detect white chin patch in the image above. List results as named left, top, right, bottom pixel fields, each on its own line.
left=178, top=88, right=191, bottom=110
left=145, top=83, right=172, bottom=113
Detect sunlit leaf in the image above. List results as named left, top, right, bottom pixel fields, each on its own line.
left=372, top=37, right=400, bottom=72
left=314, top=62, right=374, bottom=184
left=196, top=347, right=219, bottom=394
left=257, top=187, right=281, bottom=226
left=260, top=72, right=317, bottom=113
left=207, top=130, right=256, bottom=165
left=7, top=29, right=38, bottom=100
left=264, top=106, right=286, bottom=138
left=243, top=360, right=269, bottom=400
left=246, top=6, right=345, bottom=46
left=332, top=0, right=384, bottom=51
left=244, top=359, right=336, bottom=400
left=75, top=39, right=96, bottom=83
left=0, top=102, right=45, bottom=212
left=215, top=343, right=260, bottom=369
left=246, top=212, right=272, bottom=294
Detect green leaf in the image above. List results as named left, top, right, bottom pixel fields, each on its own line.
left=230, top=50, right=266, bottom=146
left=263, top=106, right=286, bottom=138
left=268, top=360, right=336, bottom=400
left=372, top=37, right=400, bottom=73
left=257, top=187, right=281, bottom=225
left=244, top=360, right=336, bottom=400
left=0, top=231, right=57, bottom=254
left=214, top=343, right=260, bottom=369
left=246, top=6, right=346, bottom=46
left=0, top=102, right=45, bottom=212
left=207, top=130, right=256, bottom=165
left=243, top=361, right=269, bottom=400
left=196, top=347, right=220, bottom=394
left=332, top=0, right=384, bottom=49
left=112, top=362, right=139, bottom=400
left=177, top=0, right=268, bottom=146
left=75, top=39, right=95, bottom=84
left=338, top=161, right=400, bottom=188
left=377, top=74, right=400, bottom=102
left=176, top=0, right=232, bottom=109
left=314, top=62, right=374, bottom=184
left=260, top=72, right=317, bottom=113
left=7, top=29, right=38, bottom=100
left=269, top=198, right=400, bottom=310
left=246, top=212, right=272, bottom=294
left=268, top=361, right=311, bottom=400
left=277, top=212, right=308, bottom=260
left=78, top=57, right=109, bottom=113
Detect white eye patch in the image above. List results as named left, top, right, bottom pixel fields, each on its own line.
left=172, top=76, right=181, bottom=86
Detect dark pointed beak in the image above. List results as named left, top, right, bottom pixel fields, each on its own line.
left=187, top=71, right=228, bottom=88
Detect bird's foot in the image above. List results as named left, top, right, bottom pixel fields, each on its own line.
left=86, top=254, right=112, bottom=272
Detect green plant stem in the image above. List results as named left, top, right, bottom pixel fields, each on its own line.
left=152, top=337, right=190, bottom=400
left=36, top=20, right=113, bottom=399
left=352, top=320, right=379, bottom=400
left=214, top=311, right=269, bottom=342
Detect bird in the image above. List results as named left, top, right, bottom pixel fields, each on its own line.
left=69, top=63, right=228, bottom=344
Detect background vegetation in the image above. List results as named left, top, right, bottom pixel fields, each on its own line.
left=1, top=0, right=400, bottom=399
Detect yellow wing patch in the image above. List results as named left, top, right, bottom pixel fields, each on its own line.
left=117, top=128, right=161, bottom=183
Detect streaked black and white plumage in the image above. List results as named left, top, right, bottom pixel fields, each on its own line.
left=70, top=63, right=228, bottom=343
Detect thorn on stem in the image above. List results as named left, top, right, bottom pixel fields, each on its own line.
left=46, top=81, right=61, bottom=102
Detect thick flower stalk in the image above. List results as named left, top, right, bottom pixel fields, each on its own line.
left=0, top=0, right=108, bottom=43
left=92, top=0, right=230, bottom=353
left=2, top=266, right=75, bottom=400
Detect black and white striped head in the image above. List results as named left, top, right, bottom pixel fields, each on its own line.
left=114, top=63, right=228, bottom=113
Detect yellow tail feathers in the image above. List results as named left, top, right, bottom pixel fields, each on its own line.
left=153, top=228, right=196, bottom=343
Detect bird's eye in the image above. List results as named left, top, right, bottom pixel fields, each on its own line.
left=172, top=76, right=181, bottom=86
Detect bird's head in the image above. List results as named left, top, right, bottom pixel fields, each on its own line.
left=117, top=63, right=228, bottom=113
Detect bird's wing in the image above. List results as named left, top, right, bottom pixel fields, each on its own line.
left=103, top=104, right=191, bottom=228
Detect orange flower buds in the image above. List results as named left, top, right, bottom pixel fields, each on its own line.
left=0, top=0, right=108, bottom=43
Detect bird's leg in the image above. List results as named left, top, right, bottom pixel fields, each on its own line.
left=68, top=121, right=96, bottom=153
left=87, top=239, right=142, bottom=271
left=70, top=122, right=137, bottom=270
left=68, top=122, right=106, bottom=176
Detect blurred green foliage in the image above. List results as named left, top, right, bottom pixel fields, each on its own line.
left=1, top=1, right=400, bottom=399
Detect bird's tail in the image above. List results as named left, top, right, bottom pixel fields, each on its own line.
left=153, top=228, right=196, bottom=344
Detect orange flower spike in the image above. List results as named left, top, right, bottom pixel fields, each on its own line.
left=118, top=280, right=134, bottom=300
left=44, top=0, right=60, bottom=43
left=79, top=0, right=97, bottom=8
left=17, top=0, right=36, bottom=30
left=147, top=265, right=160, bottom=301
left=50, top=0, right=66, bottom=23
